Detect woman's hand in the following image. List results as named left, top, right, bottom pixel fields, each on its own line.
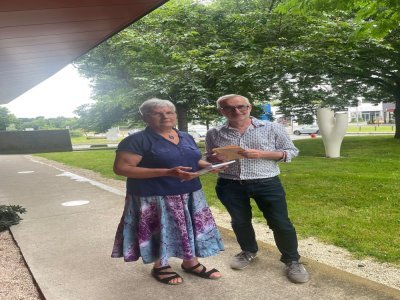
left=167, top=166, right=199, bottom=181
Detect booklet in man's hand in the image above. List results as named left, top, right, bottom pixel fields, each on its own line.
left=212, top=145, right=245, bottom=161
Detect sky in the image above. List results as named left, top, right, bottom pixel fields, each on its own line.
left=3, top=65, right=94, bottom=118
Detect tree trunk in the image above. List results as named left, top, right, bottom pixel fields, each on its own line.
left=175, top=104, right=188, bottom=132
left=394, top=98, right=400, bottom=139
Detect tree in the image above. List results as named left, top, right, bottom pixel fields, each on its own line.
left=46, top=117, right=79, bottom=130
left=276, top=0, right=400, bottom=39
left=74, top=102, right=131, bottom=133
left=75, top=0, right=219, bottom=132
left=75, top=0, right=399, bottom=138
left=276, top=1, right=400, bottom=138
left=75, top=0, right=284, bottom=132
left=12, top=116, right=78, bottom=131
left=0, top=107, right=15, bottom=131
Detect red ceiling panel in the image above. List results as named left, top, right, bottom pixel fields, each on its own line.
left=0, top=0, right=168, bottom=104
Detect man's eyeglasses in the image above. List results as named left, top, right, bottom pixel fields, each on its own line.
left=219, top=105, right=250, bottom=113
left=145, top=111, right=176, bottom=118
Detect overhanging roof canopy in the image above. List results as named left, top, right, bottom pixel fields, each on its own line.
left=0, top=0, right=168, bottom=104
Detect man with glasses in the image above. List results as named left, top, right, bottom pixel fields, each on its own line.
left=205, top=94, right=309, bottom=284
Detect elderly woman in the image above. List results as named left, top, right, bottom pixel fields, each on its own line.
left=111, top=98, right=224, bottom=285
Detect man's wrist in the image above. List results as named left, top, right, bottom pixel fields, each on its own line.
left=280, top=151, right=287, bottom=162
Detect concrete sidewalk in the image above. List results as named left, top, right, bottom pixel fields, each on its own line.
left=1, top=155, right=399, bottom=300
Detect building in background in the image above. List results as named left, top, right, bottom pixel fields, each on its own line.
left=348, top=101, right=395, bottom=124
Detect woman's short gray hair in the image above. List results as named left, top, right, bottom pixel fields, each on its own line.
left=139, top=98, right=176, bottom=116
left=216, top=94, right=250, bottom=108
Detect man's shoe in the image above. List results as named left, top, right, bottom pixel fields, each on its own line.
left=286, top=261, right=310, bottom=283
left=230, top=251, right=257, bottom=270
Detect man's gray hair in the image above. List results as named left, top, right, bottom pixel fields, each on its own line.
left=139, top=98, right=176, bottom=116
left=216, top=94, right=250, bottom=108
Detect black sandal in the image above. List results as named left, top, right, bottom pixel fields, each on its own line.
left=181, top=263, right=221, bottom=280
left=151, top=265, right=183, bottom=285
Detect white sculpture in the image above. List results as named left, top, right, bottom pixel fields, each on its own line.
left=106, top=127, right=119, bottom=141
left=316, top=108, right=348, bottom=158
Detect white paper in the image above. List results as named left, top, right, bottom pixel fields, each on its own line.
left=197, top=160, right=236, bottom=175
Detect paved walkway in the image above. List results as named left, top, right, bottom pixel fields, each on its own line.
left=1, top=155, right=399, bottom=300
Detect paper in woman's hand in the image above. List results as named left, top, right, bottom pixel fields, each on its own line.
left=197, top=160, right=236, bottom=175
left=212, top=145, right=245, bottom=161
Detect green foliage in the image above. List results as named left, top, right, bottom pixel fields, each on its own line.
left=75, top=0, right=219, bottom=132
left=69, top=130, right=83, bottom=138
left=74, top=0, right=288, bottom=131
left=74, top=102, right=130, bottom=133
left=275, top=0, right=400, bottom=137
left=0, top=205, right=27, bottom=231
left=276, top=0, right=400, bottom=39
left=35, top=136, right=400, bottom=264
left=0, top=107, right=15, bottom=131
left=15, top=116, right=79, bottom=131
left=75, top=0, right=400, bottom=137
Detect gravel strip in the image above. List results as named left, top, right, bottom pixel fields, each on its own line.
left=0, top=230, right=41, bottom=300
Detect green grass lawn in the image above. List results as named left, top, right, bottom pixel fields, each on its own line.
left=347, top=125, right=395, bottom=132
left=36, top=136, right=400, bottom=265
left=70, top=136, right=123, bottom=145
left=69, top=127, right=396, bottom=146
left=36, top=149, right=125, bottom=181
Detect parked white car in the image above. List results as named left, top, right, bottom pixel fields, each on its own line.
left=293, top=125, right=320, bottom=135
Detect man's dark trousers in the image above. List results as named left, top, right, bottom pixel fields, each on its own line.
left=215, top=176, right=300, bottom=263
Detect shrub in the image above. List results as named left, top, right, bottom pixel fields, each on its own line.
left=69, top=130, right=83, bottom=138
left=0, top=205, right=27, bottom=231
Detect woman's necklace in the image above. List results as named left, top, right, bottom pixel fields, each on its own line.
left=160, top=130, right=175, bottom=140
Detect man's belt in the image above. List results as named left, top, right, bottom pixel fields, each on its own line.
left=219, top=177, right=277, bottom=185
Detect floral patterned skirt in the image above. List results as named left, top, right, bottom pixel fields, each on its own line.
left=111, top=189, right=224, bottom=266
